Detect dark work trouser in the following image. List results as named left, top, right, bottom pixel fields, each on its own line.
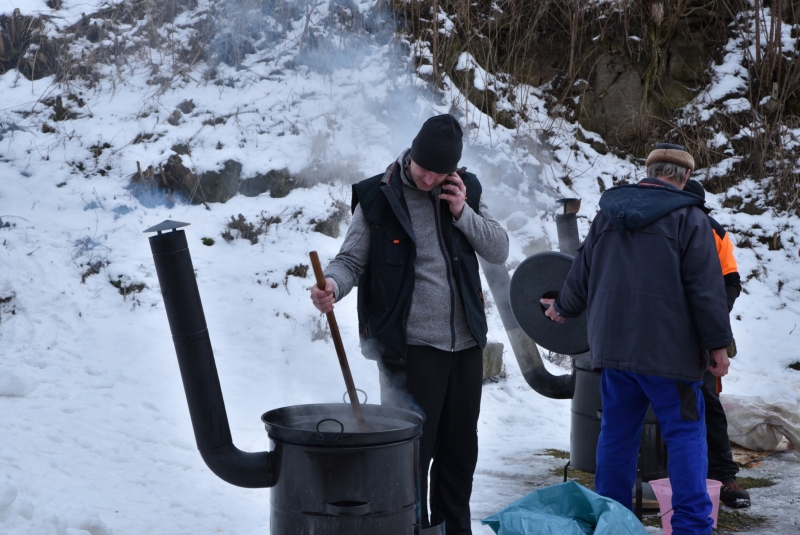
left=379, top=344, right=483, bottom=535
left=595, top=369, right=713, bottom=535
left=701, top=370, right=739, bottom=483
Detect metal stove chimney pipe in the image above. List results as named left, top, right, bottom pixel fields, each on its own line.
left=479, top=198, right=582, bottom=400
left=479, top=258, right=574, bottom=399
left=555, top=198, right=582, bottom=256
left=145, top=220, right=273, bottom=488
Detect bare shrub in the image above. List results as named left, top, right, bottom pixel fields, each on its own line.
left=286, top=264, right=309, bottom=278
left=221, top=212, right=282, bottom=244
left=80, top=259, right=110, bottom=283
left=283, top=263, right=309, bottom=288
left=109, top=275, right=147, bottom=298
left=223, top=214, right=260, bottom=244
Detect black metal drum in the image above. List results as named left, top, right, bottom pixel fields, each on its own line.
left=570, top=357, right=668, bottom=480
left=262, top=403, right=425, bottom=535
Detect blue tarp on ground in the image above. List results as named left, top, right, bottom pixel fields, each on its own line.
left=481, top=481, right=648, bottom=535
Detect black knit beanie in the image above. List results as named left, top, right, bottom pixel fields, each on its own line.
left=410, top=114, right=463, bottom=174
left=683, top=179, right=705, bottom=199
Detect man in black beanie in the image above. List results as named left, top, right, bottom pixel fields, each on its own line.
left=410, top=113, right=463, bottom=176
left=311, top=113, right=509, bottom=534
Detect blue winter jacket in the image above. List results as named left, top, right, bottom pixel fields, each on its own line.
left=553, top=178, right=733, bottom=381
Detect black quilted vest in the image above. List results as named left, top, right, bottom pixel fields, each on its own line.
left=351, top=163, right=487, bottom=365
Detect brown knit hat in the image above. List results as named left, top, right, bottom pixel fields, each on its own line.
left=645, top=143, right=695, bottom=172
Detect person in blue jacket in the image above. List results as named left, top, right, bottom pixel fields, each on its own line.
left=541, top=144, right=732, bottom=535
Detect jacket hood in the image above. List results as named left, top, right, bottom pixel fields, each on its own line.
left=599, top=178, right=705, bottom=231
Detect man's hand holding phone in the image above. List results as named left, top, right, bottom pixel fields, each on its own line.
left=439, top=168, right=467, bottom=219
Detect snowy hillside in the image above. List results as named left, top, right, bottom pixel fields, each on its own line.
left=1, top=1, right=800, bottom=534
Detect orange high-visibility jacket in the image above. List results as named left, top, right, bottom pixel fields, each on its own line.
left=709, top=216, right=741, bottom=311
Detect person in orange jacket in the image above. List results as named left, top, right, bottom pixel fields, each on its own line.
left=684, top=179, right=750, bottom=508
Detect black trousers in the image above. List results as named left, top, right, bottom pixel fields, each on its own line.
left=379, top=344, right=483, bottom=535
left=701, top=370, right=739, bottom=482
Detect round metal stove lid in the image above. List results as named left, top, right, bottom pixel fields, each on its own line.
left=262, top=403, right=424, bottom=447
left=509, top=251, right=589, bottom=355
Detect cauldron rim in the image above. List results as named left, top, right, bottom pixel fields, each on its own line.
left=262, top=403, right=424, bottom=448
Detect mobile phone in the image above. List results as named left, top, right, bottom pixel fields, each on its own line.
left=446, top=167, right=466, bottom=188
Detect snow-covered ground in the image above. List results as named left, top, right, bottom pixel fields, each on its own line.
left=1, top=1, right=800, bottom=534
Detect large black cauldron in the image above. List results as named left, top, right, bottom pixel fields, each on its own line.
left=145, top=221, right=440, bottom=535
left=263, top=403, right=422, bottom=534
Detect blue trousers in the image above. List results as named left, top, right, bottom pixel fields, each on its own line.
left=595, top=369, right=713, bottom=535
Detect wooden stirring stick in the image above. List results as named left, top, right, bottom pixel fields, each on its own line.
left=309, top=251, right=367, bottom=430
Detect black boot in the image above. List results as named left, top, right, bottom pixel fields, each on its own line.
left=720, top=479, right=751, bottom=508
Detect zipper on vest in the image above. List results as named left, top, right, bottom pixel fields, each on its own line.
left=430, top=192, right=457, bottom=351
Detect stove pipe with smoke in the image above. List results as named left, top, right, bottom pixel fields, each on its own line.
left=145, top=220, right=442, bottom=535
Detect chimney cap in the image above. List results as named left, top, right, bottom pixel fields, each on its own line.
left=556, top=198, right=581, bottom=215
left=143, top=220, right=190, bottom=234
